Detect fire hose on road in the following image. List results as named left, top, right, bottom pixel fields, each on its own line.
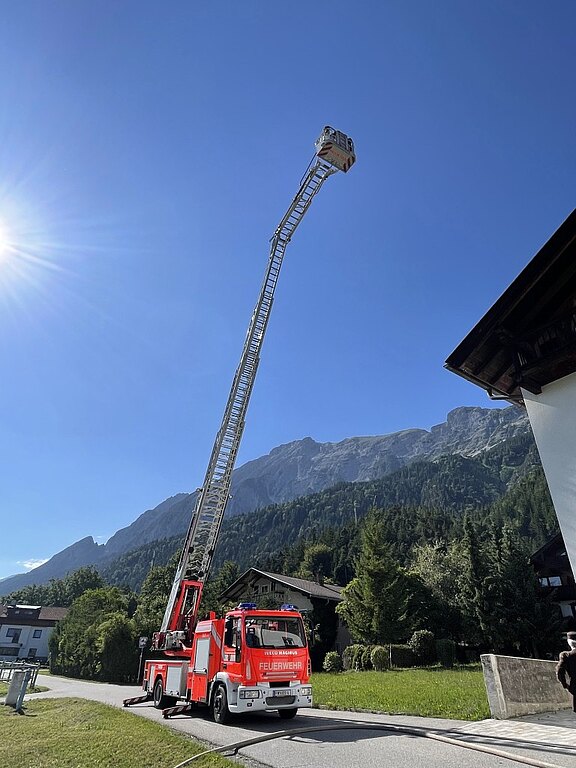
left=171, top=720, right=573, bottom=768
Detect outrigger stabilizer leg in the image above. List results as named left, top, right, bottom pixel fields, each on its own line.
left=162, top=702, right=194, bottom=719
left=123, top=693, right=153, bottom=707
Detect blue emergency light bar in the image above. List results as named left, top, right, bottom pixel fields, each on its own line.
left=237, top=602, right=257, bottom=610
left=280, top=603, right=298, bottom=611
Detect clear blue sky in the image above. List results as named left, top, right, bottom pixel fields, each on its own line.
left=0, top=1, right=574, bottom=580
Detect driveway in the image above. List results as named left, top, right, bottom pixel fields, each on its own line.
left=21, top=675, right=576, bottom=768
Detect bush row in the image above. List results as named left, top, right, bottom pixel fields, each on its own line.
left=323, top=634, right=456, bottom=672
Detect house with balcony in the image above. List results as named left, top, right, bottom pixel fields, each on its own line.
left=0, top=604, right=68, bottom=664
left=219, top=568, right=350, bottom=668
left=531, top=533, right=576, bottom=630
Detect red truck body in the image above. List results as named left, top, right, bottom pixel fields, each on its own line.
left=142, top=604, right=312, bottom=721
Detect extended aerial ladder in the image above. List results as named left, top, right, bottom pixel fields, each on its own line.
left=153, top=127, right=355, bottom=652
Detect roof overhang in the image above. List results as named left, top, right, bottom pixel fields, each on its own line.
left=445, top=209, right=576, bottom=406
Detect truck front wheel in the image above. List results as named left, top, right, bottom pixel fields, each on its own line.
left=153, top=678, right=177, bottom=709
left=212, top=684, right=231, bottom=724
left=278, top=707, right=298, bottom=719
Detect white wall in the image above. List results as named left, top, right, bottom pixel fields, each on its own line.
left=252, top=577, right=313, bottom=612
left=0, top=622, right=52, bottom=660
left=523, top=372, right=576, bottom=577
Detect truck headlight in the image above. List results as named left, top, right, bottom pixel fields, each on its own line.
left=300, top=686, right=312, bottom=696
left=239, top=689, right=260, bottom=699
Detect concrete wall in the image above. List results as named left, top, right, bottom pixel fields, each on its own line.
left=481, top=653, right=572, bottom=719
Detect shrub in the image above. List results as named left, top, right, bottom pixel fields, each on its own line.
left=323, top=651, right=343, bottom=673
left=436, top=638, right=456, bottom=668
left=371, top=645, right=389, bottom=671
left=361, top=645, right=373, bottom=670
left=352, top=644, right=366, bottom=671
left=408, top=630, right=436, bottom=664
left=389, top=644, right=417, bottom=668
left=342, top=644, right=364, bottom=671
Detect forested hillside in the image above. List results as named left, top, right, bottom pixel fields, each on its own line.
left=6, top=445, right=560, bottom=667
left=96, top=431, right=554, bottom=592
left=0, top=405, right=531, bottom=595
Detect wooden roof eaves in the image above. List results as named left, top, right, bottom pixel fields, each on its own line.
left=445, top=210, right=576, bottom=396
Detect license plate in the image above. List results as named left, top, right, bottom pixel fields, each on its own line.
left=272, top=689, right=292, bottom=697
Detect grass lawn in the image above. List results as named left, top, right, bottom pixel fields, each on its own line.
left=0, top=667, right=489, bottom=766
left=310, top=666, right=490, bottom=721
left=0, top=697, right=235, bottom=768
left=0, top=681, right=48, bottom=696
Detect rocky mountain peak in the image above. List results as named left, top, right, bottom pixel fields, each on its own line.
left=0, top=405, right=531, bottom=594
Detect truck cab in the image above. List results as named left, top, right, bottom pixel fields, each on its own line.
left=211, top=603, right=312, bottom=722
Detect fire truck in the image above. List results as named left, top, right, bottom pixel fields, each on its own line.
left=123, top=127, right=355, bottom=723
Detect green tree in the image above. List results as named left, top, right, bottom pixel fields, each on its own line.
left=132, top=561, right=175, bottom=638
left=410, top=539, right=466, bottom=639
left=96, top=612, right=139, bottom=682
left=2, top=583, right=51, bottom=605
left=336, top=510, right=413, bottom=644
left=50, top=587, right=131, bottom=680
left=60, top=567, right=105, bottom=605
left=3, top=566, right=104, bottom=607
left=479, top=521, right=563, bottom=656
left=459, top=515, right=488, bottom=645
left=297, top=543, right=333, bottom=582
left=199, top=560, right=241, bottom=617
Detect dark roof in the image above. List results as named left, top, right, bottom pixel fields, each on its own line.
left=445, top=209, right=576, bottom=405
left=0, top=605, right=68, bottom=622
left=221, top=568, right=343, bottom=602
left=530, top=532, right=565, bottom=565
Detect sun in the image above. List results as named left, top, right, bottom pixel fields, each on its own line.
left=0, top=220, right=12, bottom=261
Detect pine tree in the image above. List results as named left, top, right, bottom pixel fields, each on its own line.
left=336, top=509, right=412, bottom=644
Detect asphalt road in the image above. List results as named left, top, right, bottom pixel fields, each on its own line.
left=23, top=675, right=576, bottom=768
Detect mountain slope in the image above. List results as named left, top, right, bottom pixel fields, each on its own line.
left=0, top=405, right=531, bottom=594
left=101, top=434, right=551, bottom=591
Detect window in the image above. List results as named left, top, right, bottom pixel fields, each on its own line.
left=540, top=576, right=563, bottom=587
left=28, top=648, right=37, bottom=658
left=260, top=585, right=269, bottom=594
left=244, top=616, right=306, bottom=648
left=193, top=638, right=208, bottom=673
left=6, top=628, right=21, bottom=644
left=33, top=629, right=42, bottom=638
left=0, top=646, right=19, bottom=657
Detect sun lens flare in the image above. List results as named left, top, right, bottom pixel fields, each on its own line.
left=0, top=220, right=12, bottom=261
left=0, top=201, right=78, bottom=319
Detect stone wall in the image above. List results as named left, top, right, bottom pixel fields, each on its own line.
left=481, top=653, right=572, bottom=719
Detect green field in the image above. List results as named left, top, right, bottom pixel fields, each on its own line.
left=310, top=666, right=490, bottom=721
left=0, top=697, right=234, bottom=768
left=0, top=667, right=489, bottom=767
left=0, top=681, right=47, bottom=696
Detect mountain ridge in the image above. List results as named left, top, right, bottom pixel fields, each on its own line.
left=1, top=405, right=530, bottom=594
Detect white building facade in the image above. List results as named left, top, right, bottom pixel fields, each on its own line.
left=0, top=604, right=67, bottom=664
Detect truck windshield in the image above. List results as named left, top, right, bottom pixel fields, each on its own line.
left=244, top=616, right=306, bottom=648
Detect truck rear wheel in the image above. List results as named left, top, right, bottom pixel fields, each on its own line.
left=212, top=684, right=231, bottom=724
left=153, top=678, right=177, bottom=709
left=278, top=707, right=298, bottom=719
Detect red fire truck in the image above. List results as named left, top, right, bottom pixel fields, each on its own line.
left=142, top=601, right=312, bottom=722
left=123, top=127, right=355, bottom=722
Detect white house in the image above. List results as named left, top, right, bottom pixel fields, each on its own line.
left=0, top=604, right=68, bottom=664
